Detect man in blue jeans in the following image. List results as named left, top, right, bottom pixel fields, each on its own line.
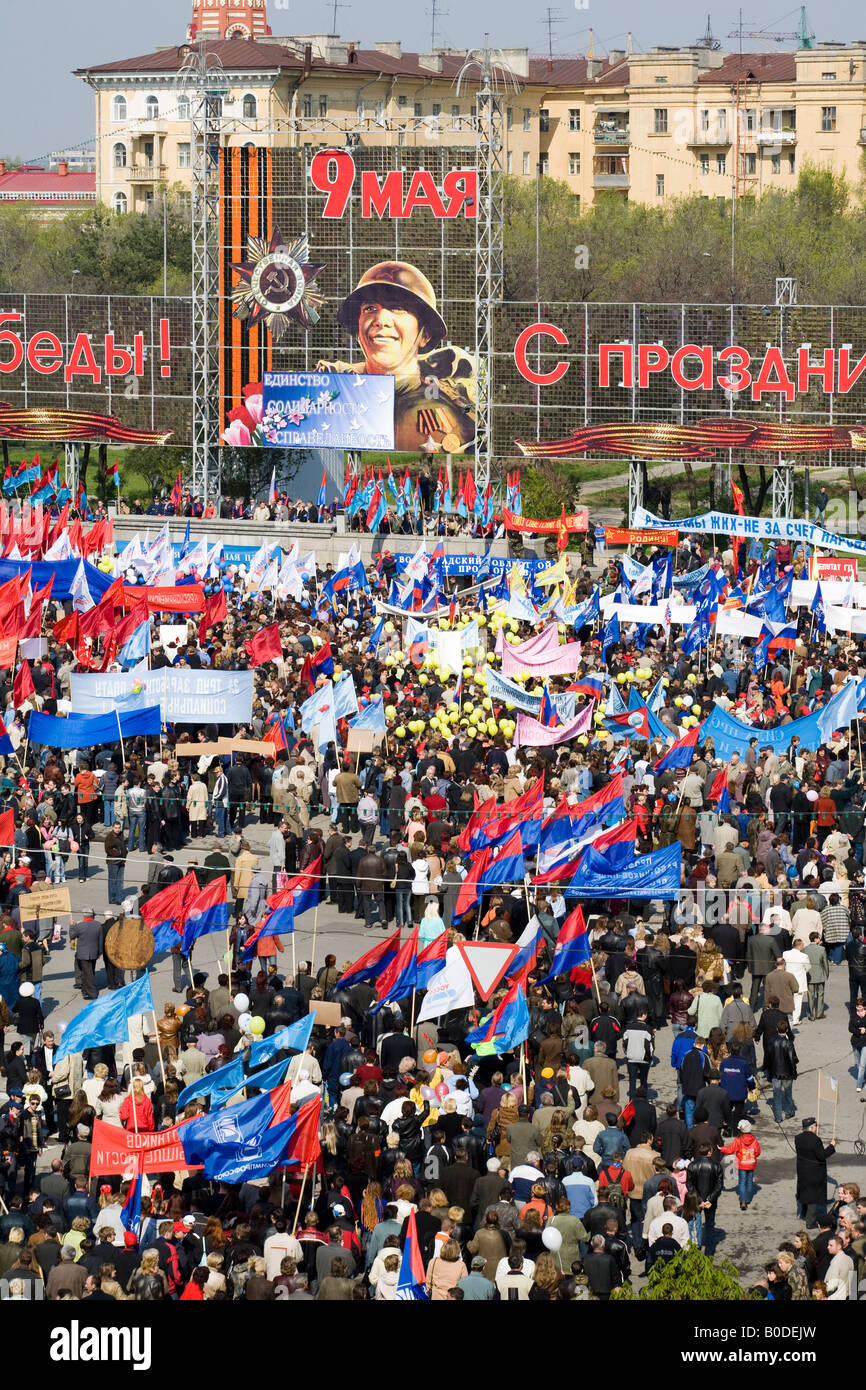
left=763, top=1021, right=799, bottom=1123
left=126, top=781, right=146, bottom=851
left=104, top=824, right=127, bottom=905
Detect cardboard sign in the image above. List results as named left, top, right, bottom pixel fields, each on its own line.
left=605, top=527, right=679, bottom=547
left=19, top=885, right=72, bottom=920
left=346, top=727, right=378, bottom=753
left=173, top=738, right=274, bottom=758
left=308, top=1000, right=342, bottom=1028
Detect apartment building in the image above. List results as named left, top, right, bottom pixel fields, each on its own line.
left=71, top=1, right=866, bottom=213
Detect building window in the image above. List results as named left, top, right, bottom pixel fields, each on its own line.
left=744, top=153, right=756, bottom=174
left=540, top=108, right=549, bottom=132
left=177, top=96, right=190, bottom=121
left=507, top=107, right=513, bottom=130
left=716, top=154, right=726, bottom=174
left=654, top=108, right=668, bottom=134
left=771, top=153, right=781, bottom=174
left=656, top=173, right=664, bottom=196
left=112, top=95, right=127, bottom=122
left=414, top=102, right=422, bottom=117
left=432, top=102, right=441, bottom=116
left=302, top=94, right=312, bottom=117
left=569, top=108, right=580, bottom=131
left=145, top=95, right=159, bottom=120
left=112, top=192, right=127, bottom=214
left=788, top=151, right=796, bottom=172
left=822, top=106, right=837, bottom=130
left=112, top=142, right=127, bottom=168
left=210, top=96, right=223, bottom=116
left=539, top=153, right=549, bottom=175
left=654, top=75, right=668, bottom=83
left=506, top=150, right=513, bottom=173
left=451, top=104, right=460, bottom=117
left=523, top=108, right=531, bottom=131
left=522, top=151, right=531, bottom=175
left=744, top=108, right=756, bottom=132
left=700, top=153, right=709, bottom=174
left=397, top=94, right=407, bottom=107
left=243, top=94, right=257, bottom=118
left=177, top=142, right=191, bottom=168
left=821, top=70, right=837, bottom=80
left=569, top=152, right=581, bottom=175
left=319, top=95, right=328, bottom=116
left=700, top=108, right=710, bottom=132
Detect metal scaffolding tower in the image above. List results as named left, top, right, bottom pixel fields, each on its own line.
left=180, top=42, right=228, bottom=505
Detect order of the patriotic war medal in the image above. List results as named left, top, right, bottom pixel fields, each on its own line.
left=231, top=228, right=325, bottom=339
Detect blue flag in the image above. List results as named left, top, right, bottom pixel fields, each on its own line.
left=248, top=1014, right=315, bottom=1068
left=176, top=1058, right=245, bottom=1111
left=53, top=974, right=154, bottom=1065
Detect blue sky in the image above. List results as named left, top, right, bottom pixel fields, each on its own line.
left=2, top=1, right=855, bottom=160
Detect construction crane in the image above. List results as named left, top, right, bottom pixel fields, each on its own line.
left=727, top=6, right=815, bottom=49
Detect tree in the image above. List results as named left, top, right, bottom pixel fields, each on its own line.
left=611, top=1244, right=747, bottom=1301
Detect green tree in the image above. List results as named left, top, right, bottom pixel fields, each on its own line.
left=611, top=1244, right=747, bottom=1301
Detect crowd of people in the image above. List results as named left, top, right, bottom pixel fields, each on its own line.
left=0, top=511, right=864, bottom=1304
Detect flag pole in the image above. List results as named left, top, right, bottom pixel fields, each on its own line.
left=115, top=709, right=126, bottom=767
left=226, top=929, right=232, bottom=996
left=291, top=1163, right=310, bottom=1235
left=590, top=952, right=601, bottom=1005
left=310, top=901, right=319, bottom=976
left=520, top=1041, right=527, bottom=1103
left=410, top=987, right=417, bottom=1038
left=151, top=1009, right=168, bottom=1090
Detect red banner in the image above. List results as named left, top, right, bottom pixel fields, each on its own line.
left=503, top=507, right=588, bottom=535
left=605, top=527, right=680, bottom=547
left=89, top=1116, right=202, bottom=1177
left=122, top=585, right=205, bottom=612
left=0, top=636, right=17, bottom=666
left=816, top=557, right=857, bottom=579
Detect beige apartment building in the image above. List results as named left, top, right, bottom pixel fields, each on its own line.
left=74, top=22, right=866, bottom=214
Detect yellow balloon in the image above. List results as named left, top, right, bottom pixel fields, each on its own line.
left=578, top=734, right=589, bottom=746
left=439, top=619, right=450, bottom=630
left=557, top=623, right=565, bottom=634
left=419, top=674, right=428, bottom=685
left=626, top=672, right=635, bottom=681
left=687, top=673, right=697, bottom=684
left=482, top=697, right=492, bottom=710
left=616, top=673, right=627, bottom=684
left=464, top=701, right=474, bottom=713
left=385, top=705, right=397, bottom=719
left=477, top=616, right=487, bottom=628
left=395, top=725, right=406, bottom=737
left=531, top=687, right=543, bottom=697
left=486, top=719, right=497, bottom=735
left=448, top=708, right=459, bottom=722
left=662, top=677, right=670, bottom=686
left=594, top=712, right=605, bottom=724
left=486, top=652, right=495, bottom=663
left=463, top=666, right=473, bottom=677
left=509, top=620, right=518, bottom=632
left=384, top=621, right=395, bottom=634
left=498, top=719, right=508, bottom=732
left=692, top=703, right=701, bottom=715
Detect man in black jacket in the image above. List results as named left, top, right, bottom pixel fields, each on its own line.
left=693, top=1071, right=732, bottom=1132
left=763, top=1021, right=799, bottom=1124
left=686, top=1142, right=723, bottom=1254
left=679, top=1038, right=710, bottom=1129
left=392, top=1098, right=430, bottom=1170
left=588, top=1001, right=622, bottom=1058
left=583, top=1233, right=623, bottom=1299
left=654, top=1103, right=690, bottom=1167
left=845, top=927, right=866, bottom=1012
left=795, top=1118, right=836, bottom=1227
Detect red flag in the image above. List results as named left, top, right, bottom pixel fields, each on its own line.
left=16, top=602, right=41, bottom=640
left=463, top=469, right=478, bottom=513
left=298, top=653, right=314, bottom=695
left=557, top=505, right=569, bottom=552
left=115, top=602, right=149, bottom=648
left=12, top=660, right=35, bottom=709
left=244, top=623, right=282, bottom=666
left=731, top=481, right=745, bottom=516
left=53, top=610, right=78, bottom=645
left=198, top=589, right=227, bottom=644
left=282, top=1093, right=322, bottom=1169
left=0, top=809, right=14, bottom=847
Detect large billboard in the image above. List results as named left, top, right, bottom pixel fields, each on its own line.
left=219, top=145, right=477, bottom=457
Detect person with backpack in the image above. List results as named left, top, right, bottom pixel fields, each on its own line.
left=719, top=1120, right=763, bottom=1210
left=596, top=1149, right=634, bottom=1229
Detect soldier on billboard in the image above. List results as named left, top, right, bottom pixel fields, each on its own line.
left=318, top=261, right=476, bottom=454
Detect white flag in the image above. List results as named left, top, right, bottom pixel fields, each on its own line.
left=416, top=947, right=475, bottom=1022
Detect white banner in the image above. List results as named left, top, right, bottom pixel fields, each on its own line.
left=70, top=669, right=254, bottom=723
left=715, top=609, right=764, bottom=638
left=633, top=505, right=866, bottom=560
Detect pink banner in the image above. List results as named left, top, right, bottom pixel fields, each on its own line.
left=514, top=702, right=595, bottom=748
left=502, top=639, right=584, bottom=678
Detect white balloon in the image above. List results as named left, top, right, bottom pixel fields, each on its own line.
left=233, top=993, right=250, bottom=1012
left=542, top=1226, right=563, bottom=1252
left=237, top=1012, right=252, bottom=1032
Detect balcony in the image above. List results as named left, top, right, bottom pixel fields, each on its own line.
left=593, top=172, right=630, bottom=188
left=127, top=165, right=168, bottom=183
left=756, top=129, right=796, bottom=144
left=594, top=126, right=630, bottom=144
left=687, top=131, right=731, bottom=147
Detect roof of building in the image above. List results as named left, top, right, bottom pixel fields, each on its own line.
left=0, top=166, right=96, bottom=200
left=74, top=37, right=298, bottom=77
left=697, top=52, right=797, bottom=84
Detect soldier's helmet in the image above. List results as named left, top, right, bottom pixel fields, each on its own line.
left=337, top=261, right=447, bottom=347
